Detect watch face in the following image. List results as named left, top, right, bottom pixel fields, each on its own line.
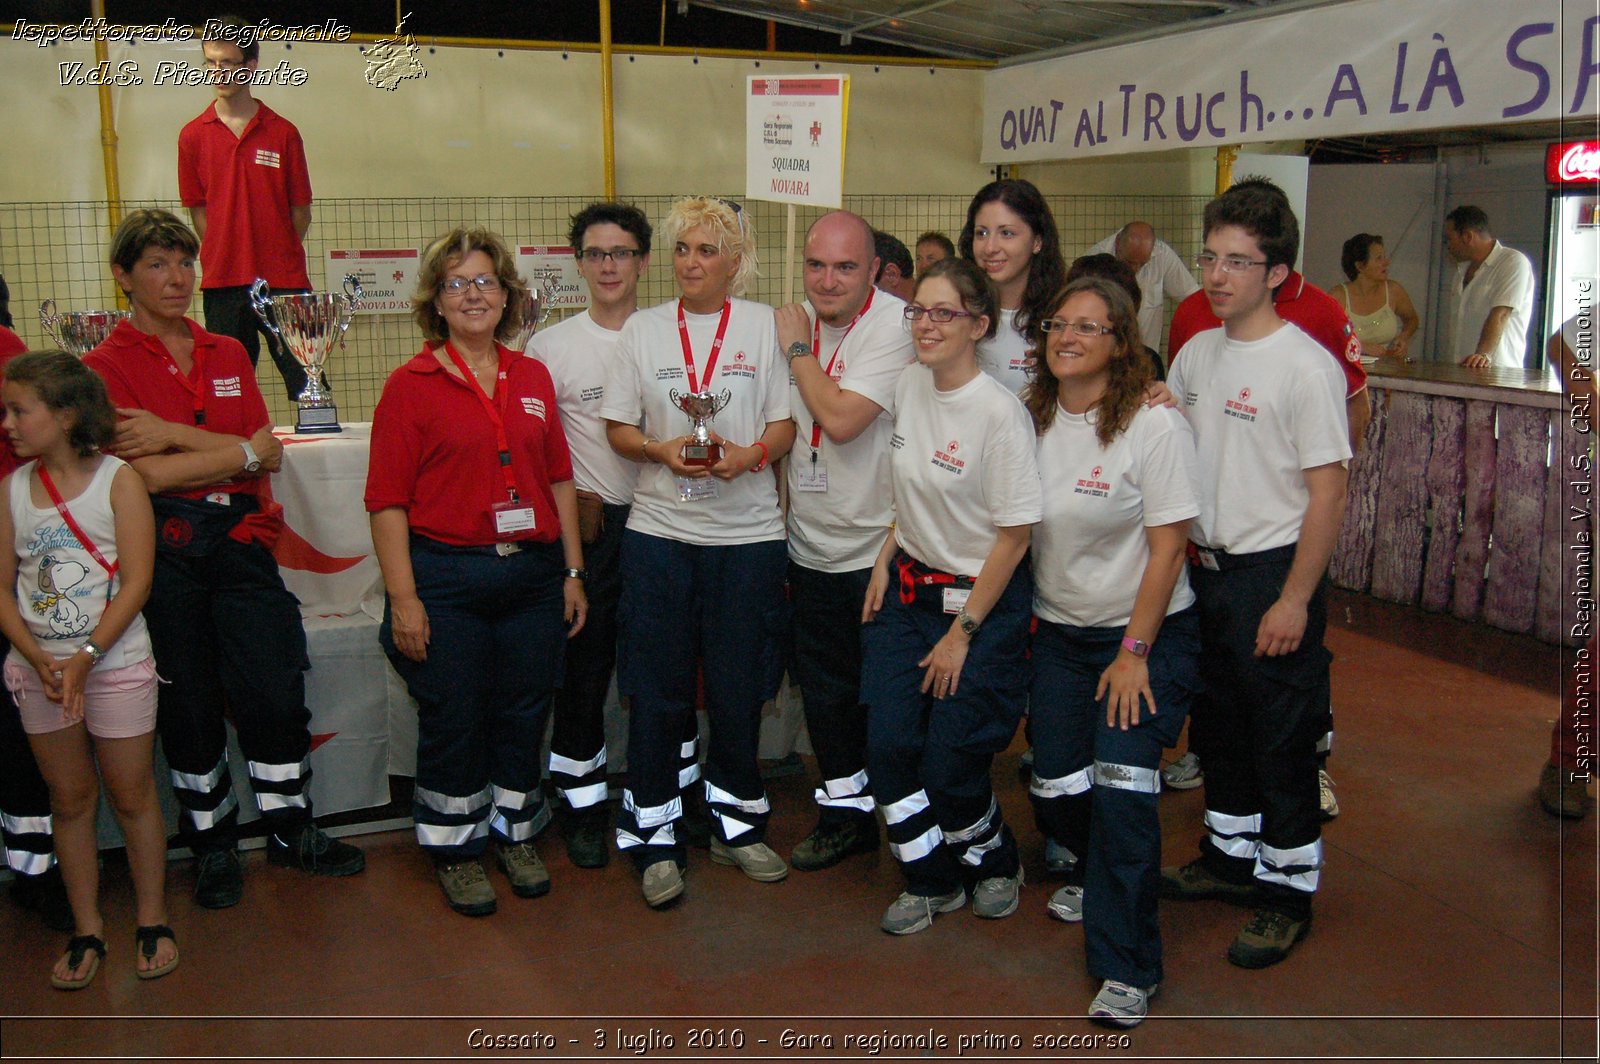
left=788, top=341, right=810, bottom=360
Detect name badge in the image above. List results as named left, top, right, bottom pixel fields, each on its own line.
left=942, top=587, right=970, bottom=615
left=205, top=492, right=231, bottom=506
left=677, top=477, right=720, bottom=503
left=492, top=500, right=537, bottom=536
left=795, top=461, right=828, bottom=493
left=1196, top=548, right=1220, bottom=571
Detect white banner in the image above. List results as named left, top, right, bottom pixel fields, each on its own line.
left=983, top=0, right=1597, bottom=162
left=516, top=246, right=586, bottom=310
left=746, top=75, right=849, bottom=208
left=325, top=248, right=418, bottom=315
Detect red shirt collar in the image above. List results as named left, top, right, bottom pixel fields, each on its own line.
left=105, top=316, right=221, bottom=356
left=402, top=342, right=517, bottom=375
left=1275, top=270, right=1307, bottom=303
left=197, top=100, right=276, bottom=133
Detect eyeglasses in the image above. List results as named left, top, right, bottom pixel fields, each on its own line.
left=440, top=274, right=502, bottom=297
left=1039, top=319, right=1113, bottom=337
left=713, top=197, right=746, bottom=235
left=904, top=305, right=975, bottom=324
left=1195, top=252, right=1268, bottom=274
left=579, top=248, right=642, bottom=264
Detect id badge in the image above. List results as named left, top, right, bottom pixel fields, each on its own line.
left=795, top=461, right=828, bottom=493
left=942, top=587, right=970, bottom=614
left=492, top=499, right=537, bottom=537
left=205, top=492, right=231, bottom=506
left=677, top=477, right=720, bottom=503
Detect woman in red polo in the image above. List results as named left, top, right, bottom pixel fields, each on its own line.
left=366, top=227, right=587, bottom=917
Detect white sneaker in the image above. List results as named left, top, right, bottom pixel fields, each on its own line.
left=1046, top=883, right=1084, bottom=923
left=1089, top=979, right=1156, bottom=1027
left=1318, top=769, right=1340, bottom=820
left=1162, top=751, right=1203, bottom=790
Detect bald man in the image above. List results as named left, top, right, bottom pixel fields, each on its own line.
left=775, top=211, right=914, bottom=870
left=1089, top=221, right=1200, bottom=357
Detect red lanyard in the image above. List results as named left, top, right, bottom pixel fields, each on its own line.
left=442, top=342, right=520, bottom=503
left=36, top=465, right=119, bottom=580
left=156, top=342, right=207, bottom=425
left=676, top=299, right=733, bottom=393
left=808, top=288, right=874, bottom=453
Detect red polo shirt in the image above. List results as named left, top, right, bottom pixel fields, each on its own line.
left=0, top=325, right=27, bottom=479
left=366, top=345, right=574, bottom=547
left=178, top=101, right=313, bottom=289
left=1169, top=270, right=1367, bottom=398
left=84, top=318, right=271, bottom=502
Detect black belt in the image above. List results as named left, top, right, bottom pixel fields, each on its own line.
left=1186, top=542, right=1297, bottom=572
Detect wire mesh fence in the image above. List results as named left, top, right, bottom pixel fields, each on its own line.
left=1, top=192, right=1208, bottom=425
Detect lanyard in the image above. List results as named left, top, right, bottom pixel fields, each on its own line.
left=808, top=288, right=874, bottom=455
left=676, top=299, right=733, bottom=394
left=36, top=465, right=119, bottom=580
left=442, top=341, right=519, bottom=503
left=156, top=341, right=207, bottom=425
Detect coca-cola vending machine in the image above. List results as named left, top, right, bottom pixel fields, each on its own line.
left=1544, top=140, right=1600, bottom=346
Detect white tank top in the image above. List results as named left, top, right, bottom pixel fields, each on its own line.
left=8, top=456, right=152, bottom=670
left=1336, top=283, right=1401, bottom=347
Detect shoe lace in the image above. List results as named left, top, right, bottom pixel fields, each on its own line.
left=1246, top=908, right=1294, bottom=935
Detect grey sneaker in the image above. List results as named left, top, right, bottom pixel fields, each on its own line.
left=709, top=839, right=789, bottom=882
left=1318, top=769, right=1340, bottom=820
left=1162, top=751, right=1203, bottom=790
left=494, top=841, right=551, bottom=898
left=1089, top=979, right=1156, bottom=1028
left=641, top=860, right=684, bottom=908
left=880, top=888, right=966, bottom=935
left=436, top=859, right=496, bottom=917
left=1046, top=883, right=1084, bottom=923
left=972, top=869, right=1023, bottom=919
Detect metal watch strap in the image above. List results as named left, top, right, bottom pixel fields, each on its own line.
left=563, top=568, right=587, bottom=581
left=957, top=607, right=980, bottom=635
left=80, top=639, right=106, bottom=664
left=786, top=340, right=811, bottom=364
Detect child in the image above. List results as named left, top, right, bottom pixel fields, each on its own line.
left=0, top=351, right=170, bottom=989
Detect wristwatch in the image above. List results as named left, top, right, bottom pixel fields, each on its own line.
left=563, top=568, right=587, bottom=582
left=79, top=640, right=106, bottom=665
left=785, top=340, right=811, bottom=364
left=239, top=440, right=262, bottom=474
left=956, top=607, right=981, bottom=636
left=1120, top=636, right=1151, bottom=658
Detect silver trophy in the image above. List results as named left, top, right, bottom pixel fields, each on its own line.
left=669, top=388, right=732, bottom=466
left=508, top=279, right=551, bottom=352
left=249, top=275, right=362, bottom=433
left=38, top=301, right=130, bottom=357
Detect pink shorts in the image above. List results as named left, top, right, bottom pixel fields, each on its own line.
left=5, top=657, right=158, bottom=739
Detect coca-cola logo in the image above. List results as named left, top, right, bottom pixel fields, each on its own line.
left=1558, top=143, right=1600, bottom=182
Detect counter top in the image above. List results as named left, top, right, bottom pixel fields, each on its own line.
left=1364, top=358, right=1563, bottom=409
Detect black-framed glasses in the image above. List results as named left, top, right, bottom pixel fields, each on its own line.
left=1039, top=318, right=1113, bottom=337
left=440, top=274, right=501, bottom=297
left=579, top=248, right=643, bottom=264
left=1195, top=252, right=1268, bottom=274
left=904, top=304, right=975, bottom=324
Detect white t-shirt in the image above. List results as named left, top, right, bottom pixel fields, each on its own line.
left=977, top=308, right=1035, bottom=396
left=1032, top=404, right=1198, bottom=628
left=600, top=298, right=789, bottom=546
left=1088, top=234, right=1200, bottom=352
left=1449, top=241, right=1535, bottom=368
left=528, top=310, right=640, bottom=507
left=888, top=366, right=1042, bottom=576
left=1166, top=322, right=1351, bottom=554
left=787, top=292, right=914, bottom=572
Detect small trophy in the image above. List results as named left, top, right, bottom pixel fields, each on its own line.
left=250, top=275, right=362, bottom=433
left=508, top=279, right=551, bottom=352
left=670, top=388, right=732, bottom=466
left=38, top=301, right=130, bottom=357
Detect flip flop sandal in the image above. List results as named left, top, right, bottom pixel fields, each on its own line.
left=50, top=933, right=105, bottom=991
left=134, top=924, right=179, bottom=981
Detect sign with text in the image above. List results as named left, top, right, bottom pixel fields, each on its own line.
left=325, top=248, right=418, bottom=314
left=746, top=75, right=849, bottom=208
left=516, top=247, right=586, bottom=310
left=982, top=0, right=1596, bottom=161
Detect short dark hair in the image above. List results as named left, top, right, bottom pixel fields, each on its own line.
left=1340, top=233, right=1383, bottom=281
left=568, top=202, right=652, bottom=256
left=957, top=178, right=1066, bottom=338
left=109, top=209, right=200, bottom=277
left=915, top=257, right=998, bottom=341
left=1066, top=252, right=1143, bottom=309
left=915, top=231, right=955, bottom=258
left=209, top=14, right=258, bottom=63
left=4, top=351, right=116, bottom=457
left=1445, top=205, right=1490, bottom=236
left=1202, top=176, right=1300, bottom=273
left=872, top=230, right=913, bottom=285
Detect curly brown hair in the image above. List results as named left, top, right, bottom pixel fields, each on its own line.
left=1020, top=276, right=1152, bottom=446
left=410, top=228, right=528, bottom=346
left=4, top=350, right=116, bottom=457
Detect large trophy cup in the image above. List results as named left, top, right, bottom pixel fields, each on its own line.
left=38, top=301, right=130, bottom=357
left=249, top=275, right=362, bottom=433
left=507, top=278, right=551, bottom=352
left=669, top=388, right=732, bottom=466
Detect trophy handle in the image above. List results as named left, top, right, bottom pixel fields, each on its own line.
left=339, top=274, right=364, bottom=334
left=38, top=300, right=62, bottom=348
left=713, top=389, right=733, bottom=415
left=248, top=278, right=282, bottom=338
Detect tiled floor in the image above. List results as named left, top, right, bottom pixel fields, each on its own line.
left=2, top=589, right=1594, bottom=1061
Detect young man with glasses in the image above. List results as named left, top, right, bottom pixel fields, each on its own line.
left=1159, top=178, right=1350, bottom=970
left=178, top=16, right=315, bottom=401
left=526, top=203, right=652, bottom=869
left=774, top=211, right=914, bottom=872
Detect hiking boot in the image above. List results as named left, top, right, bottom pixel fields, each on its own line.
left=1539, top=764, right=1591, bottom=819
left=790, top=818, right=879, bottom=871
left=436, top=859, right=497, bottom=916
left=1162, top=751, right=1203, bottom=790
left=710, top=838, right=789, bottom=882
left=561, top=808, right=611, bottom=868
left=1227, top=907, right=1312, bottom=968
left=1318, top=769, right=1340, bottom=821
left=641, top=861, right=684, bottom=908
left=194, top=848, right=243, bottom=909
left=1044, top=838, right=1078, bottom=877
left=1089, top=980, right=1156, bottom=1028
left=10, top=866, right=74, bottom=931
left=1046, top=883, right=1084, bottom=923
left=1159, top=858, right=1260, bottom=905
left=880, top=888, right=966, bottom=935
left=972, top=869, right=1023, bottom=919
left=494, top=841, right=551, bottom=898
left=268, top=825, right=366, bottom=877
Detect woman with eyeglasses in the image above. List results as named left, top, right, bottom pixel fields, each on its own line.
left=600, top=196, right=795, bottom=909
left=959, top=178, right=1068, bottom=395
left=1021, top=276, right=1201, bottom=1027
left=366, top=227, right=587, bottom=918
left=1330, top=233, right=1420, bottom=361
left=860, top=257, right=1041, bottom=936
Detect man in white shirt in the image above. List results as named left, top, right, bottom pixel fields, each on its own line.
left=1444, top=205, right=1535, bottom=369
left=1160, top=179, right=1350, bottom=971
left=775, top=211, right=914, bottom=870
left=1090, top=221, right=1200, bottom=358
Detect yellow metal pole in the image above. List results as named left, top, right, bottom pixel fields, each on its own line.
left=1215, top=145, right=1239, bottom=195
left=91, top=0, right=124, bottom=306
left=600, top=0, right=617, bottom=199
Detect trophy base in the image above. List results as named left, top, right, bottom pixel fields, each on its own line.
left=295, top=406, right=343, bottom=434
left=681, top=443, right=722, bottom=467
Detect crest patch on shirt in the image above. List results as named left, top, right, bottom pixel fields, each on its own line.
left=254, top=149, right=282, bottom=169
left=520, top=396, right=546, bottom=419
left=213, top=375, right=243, bottom=398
